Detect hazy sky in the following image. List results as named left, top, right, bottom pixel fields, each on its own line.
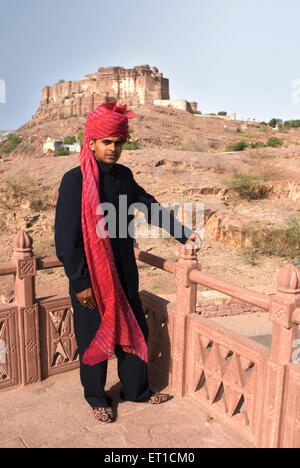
left=1, top=0, right=300, bottom=129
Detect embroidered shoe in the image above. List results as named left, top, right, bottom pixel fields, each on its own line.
left=147, top=393, right=173, bottom=404
left=92, top=407, right=114, bottom=423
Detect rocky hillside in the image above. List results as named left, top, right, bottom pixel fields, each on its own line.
left=2, top=105, right=300, bottom=159
left=0, top=140, right=299, bottom=303
left=0, top=105, right=299, bottom=305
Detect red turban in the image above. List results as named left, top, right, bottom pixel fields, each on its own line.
left=83, top=101, right=135, bottom=143
left=79, top=103, right=148, bottom=366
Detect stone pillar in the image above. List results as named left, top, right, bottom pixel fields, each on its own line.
left=12, top=230, right=41, bottom=385
left=171, top=244, right=200, bottom=396
left=261, top=265, right=300, bottom=447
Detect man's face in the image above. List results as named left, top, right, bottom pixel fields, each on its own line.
left=89, top=137, right=123, bottom=165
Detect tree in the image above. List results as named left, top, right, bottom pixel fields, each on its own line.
left=269, top=118, right=283, bottom=128
left=63, top=135, right=76, bottom=145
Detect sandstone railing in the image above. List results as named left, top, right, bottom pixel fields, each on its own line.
left=0, top=230, right=300, bottom=448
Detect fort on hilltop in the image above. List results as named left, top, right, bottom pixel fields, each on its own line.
left=34, top=65, right=198, bottom=121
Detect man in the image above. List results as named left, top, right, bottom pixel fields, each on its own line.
left=55, top=102, right=201, bottom=423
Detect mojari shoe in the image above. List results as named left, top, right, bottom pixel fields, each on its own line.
left=92, top=407, right=114, bottom=423
left=147, top=393, right=173, bottom=404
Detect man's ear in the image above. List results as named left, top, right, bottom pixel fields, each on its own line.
left=88, top=139, right=95, bottom=151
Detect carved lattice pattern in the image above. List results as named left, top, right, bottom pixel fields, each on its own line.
left=48, top=306, right=78, bottom=368
left=0, top=321, right=7, bottom=381
left=193, top=333, right=257, bottom=428
left=0, top=308, right=19, bottom=390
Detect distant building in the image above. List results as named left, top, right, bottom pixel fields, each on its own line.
left=63, top=143, right=81, bottom=153
left=43, top=138, right=63, bottom=153
left=153, top=99, right=197, bottom=113
left=34, top=65, right=198, bottom=121
left=43, top=138, right=80, bottom=153
left=194, top=112, right=237, bottom=121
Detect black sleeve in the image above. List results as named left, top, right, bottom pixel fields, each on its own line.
left=54, top=172, right=92, bottom=293
left=129, top=170, right=194, bottom=245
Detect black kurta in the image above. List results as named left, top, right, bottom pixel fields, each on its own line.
left=54, top=159, right=193, bottom=298
left=54, top=159, right=193, bottom=407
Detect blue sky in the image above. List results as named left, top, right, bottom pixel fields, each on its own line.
left=1, top=0, right=300, bottom=129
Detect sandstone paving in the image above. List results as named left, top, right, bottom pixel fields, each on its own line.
left=0, top=358, right=253, bottom=449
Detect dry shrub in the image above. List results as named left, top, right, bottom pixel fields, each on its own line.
left=179, top=139, right=207, bottom=152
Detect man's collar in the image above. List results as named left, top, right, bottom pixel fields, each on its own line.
left=96, top=159, right=117, bottom=174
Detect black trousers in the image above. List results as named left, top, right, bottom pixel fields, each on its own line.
left=69, top=268, right=152, bottom=408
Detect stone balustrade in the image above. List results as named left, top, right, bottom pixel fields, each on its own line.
left=0, top=230, right=300, bottom=447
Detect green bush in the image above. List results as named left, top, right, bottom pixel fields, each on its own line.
left=123, top=128, right=139, bottom=150
left=222, top=173, right=265, bottom=200
left=266, top=137, right=283, bottom=148
left=218, top=111, right=227, bottom=116
left=123, top=140, right=139, bottom=150
left=63, top=135, right=76, bottom=145
left=226, top=140, right=249, bottom=152
left=251, top=141, right=266, bottom=149
left=55, top=146, right=70, bottom=156
left=2, top=134, right=22, bottom=154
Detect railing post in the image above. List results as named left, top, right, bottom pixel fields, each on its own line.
left=261, top=265, right=300, bottom=448
left=12, top=230, right=41, bottom=385
left=171, top=244, right=200, bottom=396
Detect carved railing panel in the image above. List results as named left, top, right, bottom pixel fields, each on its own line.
left=18, top=305, right=41, bottom=385
left=140, top=291, right=175, bottom=388
left=39, top=297, right=79, bottom=378
left=0, top=306, right=20, bottom=390
left=185, top=314, right=269, bottom=445
left=280, top=361, right=300, bottom=448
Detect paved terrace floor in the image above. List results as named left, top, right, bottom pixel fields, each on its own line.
left=0, top=359, right=254, bottom=449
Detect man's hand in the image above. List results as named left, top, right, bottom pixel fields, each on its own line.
left=76, top=287, right=97, bottom=309
left=185, top=232, right=202, bottom=252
